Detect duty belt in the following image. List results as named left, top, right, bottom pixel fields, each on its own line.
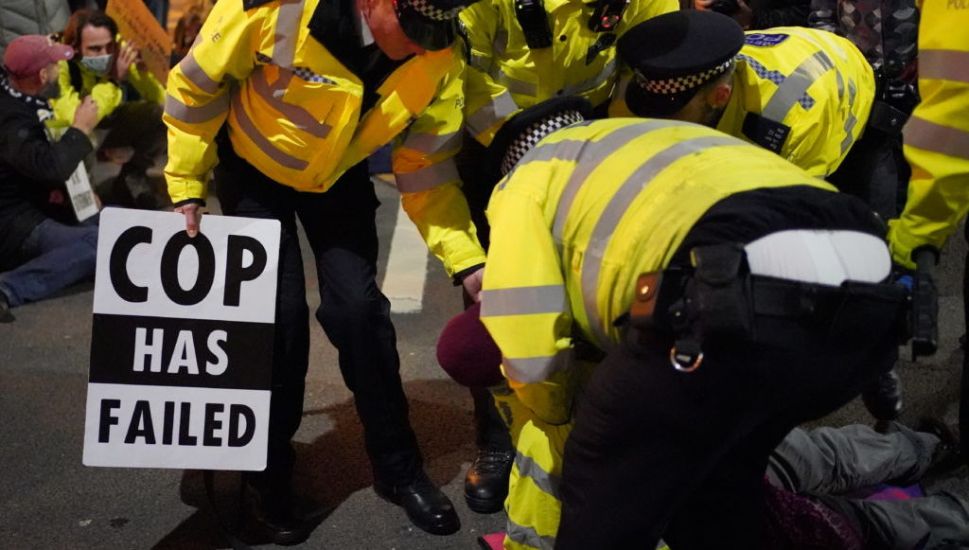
left=628, top=242, right=909, bottom=372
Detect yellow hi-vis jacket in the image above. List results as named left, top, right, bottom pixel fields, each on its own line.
left=163, top=0, right=485, bottom=276
left=718, top=27, right=876, bottom=177
left=479, top=117, right=833, bottom=549
left=887, top=0, right=969, bottom=269
left=458, top=0, right=677, bottom=146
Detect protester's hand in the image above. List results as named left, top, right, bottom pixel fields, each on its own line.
left=72, top=96, right=99, bottom=135
left=461, top=266, right=485, bottom=303
left=114, top=42, right=138, bottom=82
left=175, top=202, right=202, bottom=238
left=694, top=0, right=714, bottom=8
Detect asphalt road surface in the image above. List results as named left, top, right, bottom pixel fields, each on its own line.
left=1, top=179, right=967, bottom=549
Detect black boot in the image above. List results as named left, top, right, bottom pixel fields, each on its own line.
left=465, top=386, right=513, bottom=514
left=245, top=475, right=312, bottom=546
left=374, top=470, right=460, bottom=535
left=465, top=448, right=515, bottom=513
left=862, top=369, right=903, bottom=427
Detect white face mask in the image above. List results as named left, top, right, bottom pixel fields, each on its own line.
left=80, top=54, right=112, bottom=75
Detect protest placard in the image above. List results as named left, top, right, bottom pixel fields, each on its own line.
left=106, top=0, right=172, bottom=84
left=83, top=208, right=280, bottom=471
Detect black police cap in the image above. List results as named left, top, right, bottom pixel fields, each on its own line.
left=395, top=0, right=480, bottom=51
left=488, top=96, right=593, bottom=177
left=618, top=11, right=745, bottom=117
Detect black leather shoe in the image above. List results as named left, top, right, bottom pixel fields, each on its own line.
left=375, top=472, right=460, bottom=535
left=247, top=483, right=312, bottom=546
left=0, top=292, right=14, bottom=323
left=863, top=369, right=903, bottom=424
left=465, top=449, right=514, bottom=514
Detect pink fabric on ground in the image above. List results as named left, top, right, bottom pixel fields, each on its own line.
left=478, top=532, right=506, bottom=550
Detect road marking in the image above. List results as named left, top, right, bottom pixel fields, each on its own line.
left=375, top=176, right=428, bottom=313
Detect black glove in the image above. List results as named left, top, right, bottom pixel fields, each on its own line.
left=910, top=246, right=940, bottom=360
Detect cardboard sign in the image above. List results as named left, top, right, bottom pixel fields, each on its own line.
left=83, top=208, right=280, bottom=471
left=106, top=0, right=172, bottom=85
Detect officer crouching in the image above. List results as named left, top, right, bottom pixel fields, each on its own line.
left=469, top=96, right=910, bottom=549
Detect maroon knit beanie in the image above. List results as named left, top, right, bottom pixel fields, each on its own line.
left=436, top=302, right=504, bottom=387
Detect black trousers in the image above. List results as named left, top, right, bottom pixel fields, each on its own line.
left=556, top=287, right=902, bottom=549
left=215, top=145, right=422, bottom=489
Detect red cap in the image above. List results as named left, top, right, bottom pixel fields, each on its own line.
left=436, top=302, right=504, bottom=388
left=3, top=35, right=74, bottom=79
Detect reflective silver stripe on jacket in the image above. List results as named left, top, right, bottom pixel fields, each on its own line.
left=251, top=66, right=332, bottom=138
left=467, top=90, right=519, bottom=137
left=496, top=69, right=538, bottom=97
left=514, top=451, right=560, bottom=497
left=904, top=116, right=969, bottom=160
left=480, top=285, right=567, bottom=317
left=496, top=137, right=590, bottom=192
left=502, top=351, right=571, bottom=383
left=402, top=130, right=462, bottom=155
left=493, top=28, right=508, bottom=58
left=470, top=53, right=490, bottom=71
left=164, top=93, right=230, bottom=123
left=230, top=91, right=308, bottom=170
left=918, top=49, right=969, bottom=84
left=506, top=518, right=556, bottom=550
left=762, top=50, right=835, bottom=121
left=840, top=80, right=858, bottom=155
left=395, top=158, right=460, bottom=193
left=561, top=58, right=618, bottom=97
left=178, top=50, right=221, bottom=94
left=581, top=135, right=743, bottom=349
left=551, top=120, right=679, bottom=246
left=273, top=0, right=304, bottom=66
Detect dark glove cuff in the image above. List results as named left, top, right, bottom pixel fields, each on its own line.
left=172, top=198, right=206, bottom=208
left=452, top=263, right=485, bottom=286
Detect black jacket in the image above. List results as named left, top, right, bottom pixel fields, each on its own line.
left=0, top=78, right=92, bottom=269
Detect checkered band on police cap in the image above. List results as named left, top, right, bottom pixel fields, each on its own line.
left=500, top=110, right=584, bottom=175
left=636, top=58, right=734, bottom=96
left=401, top=0, right=466, bottom=21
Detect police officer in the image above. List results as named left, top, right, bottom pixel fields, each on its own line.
left=452, top=0, right=677, bottom=514
left=163, top=0, right=485, bottom=542
left=887, top=0, right=969, bottom=461
left=477, top=97, right=907, bottom=549
left=617, top=11, right=874, bottom=182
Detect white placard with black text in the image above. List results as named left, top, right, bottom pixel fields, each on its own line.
left=83, top=208, right=280, bottom=471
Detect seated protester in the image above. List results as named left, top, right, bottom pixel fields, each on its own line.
left=0, top=35, right=99, bottom=322
left=51, top=9, right=167, bottom=210
left=463, top=96, right=909, bottom=549
left=766, top=423, right=969, bottom=549
left=437, top=312, right=969, bottom=549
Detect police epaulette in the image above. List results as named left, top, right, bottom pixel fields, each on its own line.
left=242, top=0, right=275, bottom=10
